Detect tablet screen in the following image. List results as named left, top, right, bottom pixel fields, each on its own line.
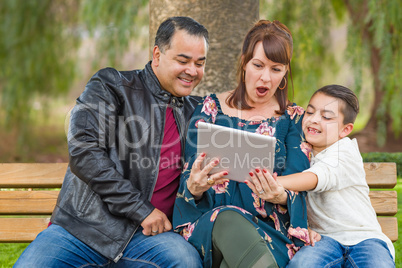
left=197, top=122, right=276, bottom=182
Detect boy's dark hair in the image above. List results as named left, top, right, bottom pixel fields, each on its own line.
left=155, top=16, right=209, bottom=52
left=313, top=84, right=360, bottom=124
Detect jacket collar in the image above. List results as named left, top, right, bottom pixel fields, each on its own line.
left=140, top=61, right=184, bottom=108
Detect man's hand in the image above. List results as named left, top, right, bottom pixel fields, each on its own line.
left=141, top=208, right=172, bottom=236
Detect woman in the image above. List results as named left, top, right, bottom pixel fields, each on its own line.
left=173, top=20, right=311, bottom=268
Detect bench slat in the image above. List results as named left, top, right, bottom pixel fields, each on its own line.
left=378, top=217, right=398, bottom=242
left=364, top=162, right=397, bottom=188
left=0, top=191, right=395, bottom=216
left=0, top=163, right=66, bottom=188
left=0, top=217, right=397, bottom=243
left=0, top=190, right=394, bottom=216
left=368, top=191, right=398, bottom=216
left=0, top=218, right=50, bottom=243
left=0, top=163, right=395, bottom=188
left=0, top=191, right=59, bottom=214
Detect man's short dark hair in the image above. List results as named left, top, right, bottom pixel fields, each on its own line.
left=313, top=84, right=360, bottom=124
left=154, top=16, right=209, bottom=52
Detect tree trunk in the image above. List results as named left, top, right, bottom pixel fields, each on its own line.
left=149, top=0, right=259, bottom=96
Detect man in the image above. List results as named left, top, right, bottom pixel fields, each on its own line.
left=15, top=16, right=208, bottom=267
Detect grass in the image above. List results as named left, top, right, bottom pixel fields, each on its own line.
left=0, top=244, right=28, bottom=267
left=394, top=178, right=402, bottom=267
left=1, top=178, right=401, bottom=267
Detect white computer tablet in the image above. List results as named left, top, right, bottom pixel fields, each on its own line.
left=197, top=121, right=276, bottom=182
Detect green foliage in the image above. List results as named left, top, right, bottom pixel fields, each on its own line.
left=79, top=0, right=148, bottom=67
left=0, top=0, right=79, bottom=134
left=361, top=152, right=402, bottom=176
left=345, top=0, right=401, bottom=145
left=0, top=0, right=148, bottom=140
left=259, top=0, right=338, bottom=108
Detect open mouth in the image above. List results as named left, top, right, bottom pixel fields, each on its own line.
left=307, top=127, right=321, bottom=134
left=256, top=87, right=268, bottom=95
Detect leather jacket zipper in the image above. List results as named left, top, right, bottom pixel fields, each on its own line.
left=113, top=226, right=138, bottom=263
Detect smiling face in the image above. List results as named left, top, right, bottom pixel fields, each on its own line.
left=302, top=92, right=354, bottom=154
left=243, top=41, right=287, bottom=107
left=152, top=29, right=207, bottom=97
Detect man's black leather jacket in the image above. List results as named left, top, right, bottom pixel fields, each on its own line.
left=50, top=62, right=201, bottom=262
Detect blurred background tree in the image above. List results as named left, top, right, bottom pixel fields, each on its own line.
left=0, top=0, right=79, bottom=140
left=0, top=0, right=400, bottom=162
left=0, top=0, right=147, bottom=128
left=260, top=0, right=401, bottom=148
left=0, top=0, right=148, bottom=161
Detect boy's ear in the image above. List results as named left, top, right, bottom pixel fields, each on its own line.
left=339, top=123, right=354, bottom=139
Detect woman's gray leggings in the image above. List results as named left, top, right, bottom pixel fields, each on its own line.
left=211, top=210, right=278, bottom=268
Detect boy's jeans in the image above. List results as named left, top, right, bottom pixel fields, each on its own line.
left=287, top=235, right=394, bottom=268
left=14, top=224, right=202, bottom=268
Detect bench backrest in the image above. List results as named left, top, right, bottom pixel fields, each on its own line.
left=0, top=163, right=66, bottom=242
left=0, top=162, right=398, bottom=242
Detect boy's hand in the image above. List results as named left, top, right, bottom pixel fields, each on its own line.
left=245, top=168, right=287, bottom=205
left=308, top=228, right=321, bottom=246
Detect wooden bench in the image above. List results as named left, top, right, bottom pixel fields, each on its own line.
left=0, top=162, right=399, bottom=243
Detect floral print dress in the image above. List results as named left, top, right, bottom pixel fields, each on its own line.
left=173, top=94, right=312, bottom=268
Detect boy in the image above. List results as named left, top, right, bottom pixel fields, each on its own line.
left=249, top=85, right=395, bottom=267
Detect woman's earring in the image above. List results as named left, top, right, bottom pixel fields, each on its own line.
left=278, top=77, right=287, bottom=90
left=242, top=71, right=245, bottom=82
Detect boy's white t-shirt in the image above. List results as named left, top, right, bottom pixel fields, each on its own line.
left=304, top=137, right=395, bottom=259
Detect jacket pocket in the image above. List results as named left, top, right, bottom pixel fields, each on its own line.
left=77, top=184, right=97, bottom=214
